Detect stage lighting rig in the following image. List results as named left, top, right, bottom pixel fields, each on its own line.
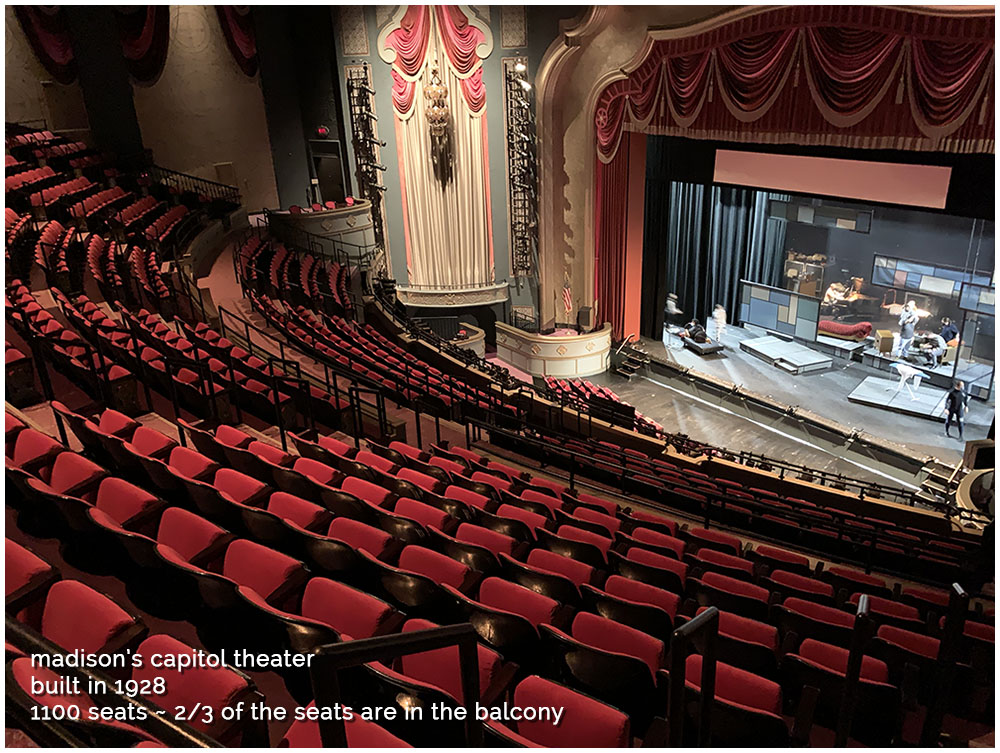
left=347, top=63, right=387, bottom=254
left=504, top=56, right=539, bottom=278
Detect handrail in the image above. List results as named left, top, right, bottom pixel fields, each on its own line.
left=919, top=584, right=969, bottom=745
left=146, top=164, right=240, bottom=203
left=834, top=595, right=874, bottom=746
left=667, top=606, right=719, bottom=746
left=308, top=624, right=483, bottom=747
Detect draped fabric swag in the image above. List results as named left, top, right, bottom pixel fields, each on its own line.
left=14, top=6, right=76, bottom=85
left=114, top=6, right=170, bottom=84
left=216, top=6, right=258, bottom=77
left=595, top=6, right=994, bottom=161
left=380, top=5, right=494, bottom=287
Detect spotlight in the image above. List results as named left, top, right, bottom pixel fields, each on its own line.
left=519, top=79, right=532, bottom=92
left=514, top=61, right=527, bottom=73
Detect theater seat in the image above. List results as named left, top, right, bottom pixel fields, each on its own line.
left=398, top=545, right=473, bottom=590
left=487, top=675, right=630, bottom=747
left=279, top=702, right=411, bottom=747
left=300, top=577, right=400, bottom=640
left=39, top=580, right=143, bottom=654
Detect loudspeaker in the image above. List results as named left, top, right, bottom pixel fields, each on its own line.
left=577, top=306, right=594, bottom=333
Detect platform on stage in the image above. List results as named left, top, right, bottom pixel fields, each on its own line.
left=846, top=376, right=948, bottom=421
left=739, top=335, right=833, bottom=375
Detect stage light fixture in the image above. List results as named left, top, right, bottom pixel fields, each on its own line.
left=519, top=79, right=532, bottom=92
left=514, top=61, right=526, bottom=73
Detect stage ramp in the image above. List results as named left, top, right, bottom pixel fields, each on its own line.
left=740, top=335, right=833, bottom=374
left=847, top=376, right=948, bottom=421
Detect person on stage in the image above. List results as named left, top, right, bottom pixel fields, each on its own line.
left=939, top=317, right=960, bottom=345
left=712, top=304, right=727, bottom=342
left=897, top=300, right=919, bottom=358
left=944, top=380, right=969, bottom=440
left=682, top=318, right=710, bottom=343
left=919, top=333, right=947, bottom=367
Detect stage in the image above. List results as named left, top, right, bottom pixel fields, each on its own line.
left=860, top=346, right=994, bottom=400
left=847, top=376, right=948, bottom=421
left=618, top=324, right=994, bottom=481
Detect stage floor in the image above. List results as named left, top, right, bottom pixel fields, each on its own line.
left=628, top=325, right=994, bottom=471
left=847, top=376, right=948, bottom=421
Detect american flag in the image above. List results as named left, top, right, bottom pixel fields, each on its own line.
left=562, top=280, right=573, bottom=316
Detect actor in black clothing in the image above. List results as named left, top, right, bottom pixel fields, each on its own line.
left=940, top=317, right=959, bottom=343
left=944, top=380, right=969, bottom=440
left=683, top=319, right=709, bottom=343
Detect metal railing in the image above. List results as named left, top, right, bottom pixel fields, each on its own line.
left=146, top=164, right=240, bottom=204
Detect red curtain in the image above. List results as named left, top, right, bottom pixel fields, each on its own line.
left=383, top=5, right=431, bottom=115
left=216, top=6, right=257, bottom=77
left=594, top=133, right=632, bottom=338
left=14, top=6, right=76, bottom=85
left=434, top=5, right=487, bottom=112
left=594, top=6, right=994, bottom=160
left=114, top=6, right=170, bottom=83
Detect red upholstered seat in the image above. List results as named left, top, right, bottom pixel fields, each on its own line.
left=490, top=675, right=629, bottom=747
left=770, top=569, right=833, bottom=597
left=394, top=497, right=450, bottom=530
left=6, top=539, right=52, bottom=596
left=496, top=503, right=547, bottom=532
left=847, top=594, right=920, bottom=622
left=445, top=484, right=491, bottom=509
left=687, top=527, right=742, bottom=555
left=570, top=490, right=619, bottom=517
left=701, top=571, right=768, bottom=602
left=156, top=507, right=228, bottom=563
left=222, top=540, right=304, bottom=600
left=267, top=492, right=326, bottom=530
left=318, top=435, right=352, bottom=457
left=604, top=575, right=680, bottom=618
left=877, top=625, right=939, bottom=660
left=628, top=547, right=688, bottom=581
left=520, top=489, right=563, bottom=514
left=797, top=638, right=888, bottom=683
left=399, top=618, right=503, bottom=701
left=431, top=456, right=467, bottom=476
left=293, top=457, right=339, bottom=487
left=357, top=450, right=395, bottom=474
left=328, top=517, right=392, bottom=556
left=557, top=525, right=612, bottom=555
left=571, top=611, right=665, bottom=678
left=755, top=545, right=810, bottom=571
left=132, top=634, right=248, bottom=735
left=961, top=620, right=994, bottom=642
left=342, top=476, right=393, bottom=507
left=301, top=578, right=396, bottom=640
left=281, top=702, right=411, bottom=747
left=41, top=580, right=137, bottom=653
left=456, top=523, right=516, bottom=556
left=97, top=409, right=140, bottom=437
left=215, top=425, right=253, bottom=448
left=10, top=429, right=62, bottom=468
left=94, top=477, right=159, bottom=524
left=695, top=547, right=754, bottom=576
left=471, top=471, right=511, bottom=493
left=685, top=654, right=782, bottom=716
left=784, top=597, right=855, bottom=629
left=827, top=565, right=887, bottom=591
left=248, top=440, right=293, bottom=466
left=632, top=527, right=686, bottom=558
left=478, top=576, right=559, bottom=626
left=47, top=452, right=106, bottom=496
left=214, top=468, right=268, bottom=504
left=699, top=607, right=777, bottom=650
left=573, top=505, right=621, bottom=533
left=527, top=548, right=594, bottom=586
left=130, top=426, right=177, bottom=458
left=398, top=467, right=440, bottom=492
left=168, top=446, right=218, bottom=481
left=398, top=545, right=470, bottom=589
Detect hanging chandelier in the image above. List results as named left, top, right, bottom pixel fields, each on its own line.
left=423, top=62, right=453, bottom=186
left=424, top=65, right=449, bottom=136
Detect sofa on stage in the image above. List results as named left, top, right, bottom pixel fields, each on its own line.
left=818, top=319, right=873, bottom=341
